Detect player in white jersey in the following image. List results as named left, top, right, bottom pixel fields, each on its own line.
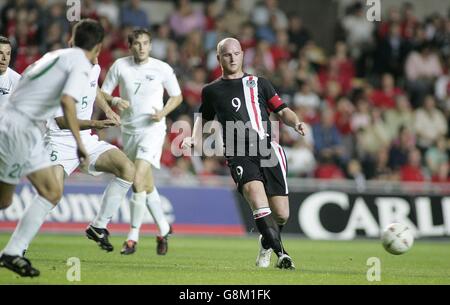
left=102, top=29, right=183, bottom=256
left=0, top=19, right=104, bottom=277
left=45, top=59, right=135, bottom=253
left=0, top=36, right=20, bottom=104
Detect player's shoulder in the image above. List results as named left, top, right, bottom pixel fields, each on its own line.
left=54, top=48, right=91, bottom=70
left=148, top=57, right=174, bottom=73
left=7, top=67, right=21, bottom=81
left=202, top=77, right=223, bottom=92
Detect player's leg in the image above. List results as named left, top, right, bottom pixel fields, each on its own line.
left=260, top=142, right=294, bottom=269
left=121, top=158, right=151, bottom=254
left=242, top=180, right=287, bottom=262
left=268, top=196, right=289, bottom=232
left=0, top=182, right=16, bottom=210
left=0, top=166, right=62, bottom=277
left=144, top=165, right=172, bottom=255
left=86, top=148, right=134, bottom=252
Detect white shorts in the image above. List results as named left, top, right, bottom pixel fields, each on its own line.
left=0, top=111, right=53, bottom=184
left=122, top=127, right=166, bottom=169
left=45, top=133, right=117, bottom=177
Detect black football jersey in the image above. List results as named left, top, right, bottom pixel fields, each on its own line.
left=200, top=74, right=287, bottom=157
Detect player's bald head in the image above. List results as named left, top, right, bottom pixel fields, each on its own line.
left=216, top=38, right=242, bottom=55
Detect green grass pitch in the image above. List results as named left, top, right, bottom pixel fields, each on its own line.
left=0, top=233, right=449, bottom=284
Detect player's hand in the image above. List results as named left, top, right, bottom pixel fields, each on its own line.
left=77, top=146, right=89, bottom=170
left=112, top=97, right=130, bottom=112
left=150, top=107, right=164, bottom=122
left=94, top=119, right=119, bottom=129
left=181, top=137, right=195, bottom=150
left=105, top=110, right=121, bottom=126
left=295, top=122, right=306, bottom=136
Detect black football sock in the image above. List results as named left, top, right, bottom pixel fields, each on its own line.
left=253, top=207, right=284, bottom=257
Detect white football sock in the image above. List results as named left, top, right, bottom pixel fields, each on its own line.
left=2, top=195, right=54, bottom=256
left=146, top=188, right=170, bottom=237
left=127, top=191, right=146, bottom=242
left=92, top=177, right=132, bottom=229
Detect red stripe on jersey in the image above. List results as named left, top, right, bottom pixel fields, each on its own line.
left=249, top=76, right=262, bottom=132
left=268, top=94, right=284, bottom=112
left=278, top=146, right=286, bottom=172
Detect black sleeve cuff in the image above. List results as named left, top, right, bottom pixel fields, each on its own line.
left=273, top=104, right=287, bottom=113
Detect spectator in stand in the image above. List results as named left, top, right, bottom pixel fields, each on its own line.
left=312, top=107, right=346, bottom=165
left=435, top=58, right=450, bottom=111
left=97, top=0, right=120, bottom=27
left=372, top=147, right=395, bottom=181
left=284, top=136, right=316, bottom=178
left=293, top=79, right=321, bottom=124
left=169, top=0, right=205, bottom=40
left=270, top=30, right=291, bottom=68
left=222, top=0, right=249, bottom=37
left=370, top=73, right=404, bottom=109
left=151, top=24, right=174, bottom=61
left=400, top=148, right=426, bottom=182
left=252, top=0, right=288, bottom=30
left=351, top=97, right=371, bottom=132
left=374, top=22, right=410, bottom=78
left=425, top=136, right=448, bottom=177
left=271, top=59, right=297, bottom=106
left=120, top=0, right=150, bottom=29
left=377, top=6, right=402, bottom=40
left=182, top=65, right=207, bottom=110
left=244, top=39, right=275, bottom=75
left=287, top=14, right=311, bottom=54
left=180, top=30, right=204, bottom=68
left=346, top=159, right=366, bottom=191
left=341, top=2, right=375, bottom=76
left=414, top=95, right=448, bottom=151
left=388, top=125, right=416, bottom=171
left=80, top=0, right=99, bottom=20
left=405, top=42, right=443, bottom=107
left=400, top=2, right=419, bottom=39
left=356, top=108, right=391, bottom=168
left=314, top=157, right=345, bottom=180
left=431, top=162, right=450, bottom=183
left=384, top=94, right=414, bottom=140
left=318, top=57, right=353, bottom=95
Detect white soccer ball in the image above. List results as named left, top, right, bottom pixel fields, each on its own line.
left=381, top=223, right=414, bottom=255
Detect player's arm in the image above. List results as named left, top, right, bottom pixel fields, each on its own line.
left=181, top=116, right=206, bottom=151
left=94, top=87, right=122, bottom=125
left=151, top=94, right=183, bottom=122
left=275, top=107, right=306, bottom=136
left=54, top=116, right=117, bottom=131
left=99, top=88, right=130, bottom=112
left=60, top=94, right=88, bottom=166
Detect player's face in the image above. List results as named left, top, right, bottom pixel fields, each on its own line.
left=130, top=34, right=151, bottom=63
left=0, top=43, right=11, bottom=74
left=218, top=42, right=243, bottom=75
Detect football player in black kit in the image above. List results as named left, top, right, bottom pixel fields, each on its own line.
left=182, top=38, right=306, bottom=270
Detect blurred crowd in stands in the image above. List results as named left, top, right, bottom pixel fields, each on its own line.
left=1, top=0, right=450, bottom=184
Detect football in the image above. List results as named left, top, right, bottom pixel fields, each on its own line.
left=381, top=223, right=414, bottom=255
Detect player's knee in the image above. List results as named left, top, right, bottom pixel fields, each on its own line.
left=273, top=210, right=289, bottom=225
left=133, top=175, right=146, bottom=192
left=117, top=160, right=135, bottom=182
left=243, top=183, right=264, bottom=202
left=37, top=184, right=62, bottom=205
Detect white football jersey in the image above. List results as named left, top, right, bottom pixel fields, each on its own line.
left=0, top=67, right=20, bottom=104
left=101, top=56, right=181, bottom=134
left=46, top=64, right=101, bottom=136
left=3, top=47, right=92, bottom=122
